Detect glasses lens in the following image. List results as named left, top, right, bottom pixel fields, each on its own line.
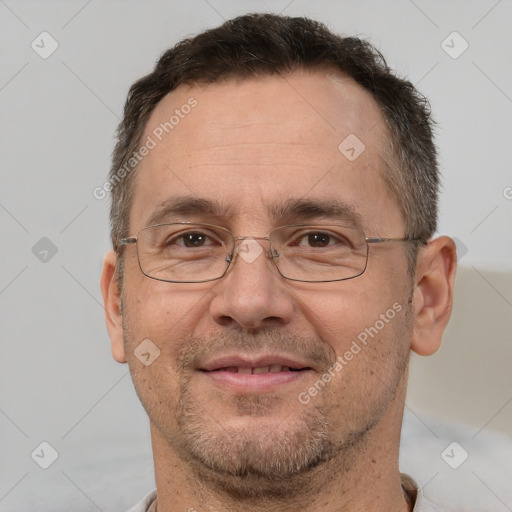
left=137, top=224, right=232, bottom=282
left=271, top=225, right=368, bottom=282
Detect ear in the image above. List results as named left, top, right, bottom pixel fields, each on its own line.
left=100, top=250, right=126, bottom=363
left=410, top=236, right=457, bottom=356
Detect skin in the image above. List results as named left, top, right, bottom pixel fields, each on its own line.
left=101, top=69, right=457, bottom=512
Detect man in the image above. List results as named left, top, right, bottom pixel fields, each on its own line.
left=100, top=13, right=456, bottom=512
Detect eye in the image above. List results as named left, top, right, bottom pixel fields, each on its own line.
left=181, top=232, right=209, bottom=247
left=166, top=231, right=216, bottom=248
left=303, top=232, right=333, bottom=248
left=295, top=231, right=349, bottom=248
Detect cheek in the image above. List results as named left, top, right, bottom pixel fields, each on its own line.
left=298, top=279, right=407, bottom=351
left=127, top=356, right=183, bottom=437
left=121, top=288, right=186, bottom=422
left=121, top=278, right=212, bottom=367
left=293, top=275, right=412, bottom=400
left=327, top=300, right=411, bottom=386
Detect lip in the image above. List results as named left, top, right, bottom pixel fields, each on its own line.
left=199, top=354, right=314, bottom=372
left=198, top=353, right=315, bottom=393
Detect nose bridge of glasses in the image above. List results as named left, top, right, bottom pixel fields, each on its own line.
left=226, top=235, right=278, bottom=265
left=232, top=235, right=271, bottom=242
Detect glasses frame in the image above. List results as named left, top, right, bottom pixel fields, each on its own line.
left=118, top=222, right=425, bottom=284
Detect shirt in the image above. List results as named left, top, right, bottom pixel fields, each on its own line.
left=126, top=474, right=444, bottom=511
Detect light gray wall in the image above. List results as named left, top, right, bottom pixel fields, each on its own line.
left=1, top=1, right=511, bottom=511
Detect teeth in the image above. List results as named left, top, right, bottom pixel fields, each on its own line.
left=207, top=365, right=303, bottom=373
left=231, top=365, right=294, bottom=374
left=253, top=366, right=270, bottom=374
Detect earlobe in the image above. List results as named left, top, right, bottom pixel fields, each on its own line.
left=410, top=236, right=457, bottom=356
left=100, top=250, right=127, bottom=363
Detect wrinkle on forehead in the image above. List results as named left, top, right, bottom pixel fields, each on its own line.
left=130, top=69, right=402, bottom=237
left=143, top=68, right=385, bottom=151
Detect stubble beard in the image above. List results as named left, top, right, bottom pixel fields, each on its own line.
left=174, top=324, right=409, bottom=499
left=125, top=304, right=413, bottom=500
left=173, top=379, right=370, bottom=500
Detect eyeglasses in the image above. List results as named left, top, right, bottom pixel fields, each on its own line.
left=119, top=223, right=423, bottom=283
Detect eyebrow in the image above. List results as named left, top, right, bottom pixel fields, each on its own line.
left=144, top=195, right=362, bottom=228
left=268, top=198, right=363, bottom=227
left=145, top=196, right=231, bottom=227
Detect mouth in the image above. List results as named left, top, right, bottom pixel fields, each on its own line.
left=207, top=364, right=309, bottom=374
left=198, top=355, right=314, bottom=392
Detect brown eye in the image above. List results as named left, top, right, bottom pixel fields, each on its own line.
left=181, top=233, right=208, bottom=247
left=307, top=233, right=331, bottom=247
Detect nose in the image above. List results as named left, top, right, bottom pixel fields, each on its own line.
left=209, top=238, right=295, bottom=331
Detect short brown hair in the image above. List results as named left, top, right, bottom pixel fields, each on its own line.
left=109, top=13, right=437, bottom=279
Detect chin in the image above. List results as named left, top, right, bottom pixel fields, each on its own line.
left=170, top=392, right=373, bottom=499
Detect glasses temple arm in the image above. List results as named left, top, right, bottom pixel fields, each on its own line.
left=118, top=237, right=137, bottom=246
left=365, top=237, right=426, bottom=244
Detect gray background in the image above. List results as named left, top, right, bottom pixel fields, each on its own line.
left=1, top=0, right=511, bottom=511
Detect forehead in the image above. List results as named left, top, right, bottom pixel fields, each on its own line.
left=130, top=69, right=401, bottom=234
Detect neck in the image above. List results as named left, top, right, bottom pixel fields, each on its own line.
left=150, top=395, right=411, bottom=512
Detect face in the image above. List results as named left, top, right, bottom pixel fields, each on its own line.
left=117, top=70, right=414, bottom=491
